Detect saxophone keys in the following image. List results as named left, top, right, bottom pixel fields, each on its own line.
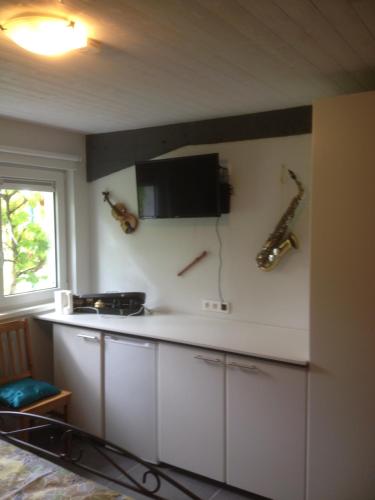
left=288, top=233, right=299, bottom=249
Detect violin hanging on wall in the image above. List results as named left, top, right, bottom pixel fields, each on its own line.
left=102, top=191, right=138, bottom=234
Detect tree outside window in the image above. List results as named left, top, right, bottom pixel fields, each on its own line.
left=0, top=189, right=56, bottom=296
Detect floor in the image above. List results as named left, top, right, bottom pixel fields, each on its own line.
left=25, top=426, right=263, bottom=500
left=66, top=440, right=262, bottom=500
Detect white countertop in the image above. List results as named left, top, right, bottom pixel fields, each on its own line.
left=36, top=312, right=309, bottom=366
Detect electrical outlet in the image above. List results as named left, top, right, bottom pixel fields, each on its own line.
left=202, top=299, right=212, bottom=311
left=201, top=299, right=231, bottom=314
left=219, top=302, right=230, bottom=313
left=211, top=301, right=219, bottom=311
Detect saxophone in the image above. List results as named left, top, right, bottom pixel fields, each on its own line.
left=256, top=169, right=304, bottom=271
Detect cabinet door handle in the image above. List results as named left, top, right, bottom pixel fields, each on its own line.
left=194, top=354, right=224, bottom=365
left=105, top=337, right=152, bottom=349
left=226, top=361, right=260, bottom=373
left=77, top=334, right=100, bottom=343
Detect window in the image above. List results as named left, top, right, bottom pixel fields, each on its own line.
left=0, top=166, right=67, bottom=308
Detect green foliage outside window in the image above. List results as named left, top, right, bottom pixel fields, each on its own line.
left=1, top=189, right=50, bottom=295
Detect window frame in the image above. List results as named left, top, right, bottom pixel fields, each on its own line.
left=0, top=165, right=67, bottom=309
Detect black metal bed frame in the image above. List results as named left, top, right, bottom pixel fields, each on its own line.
left=0, top=411, right=202, bottom=500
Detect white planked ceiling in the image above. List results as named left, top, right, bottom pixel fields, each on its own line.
left=0, top=0, right=375, bottom=133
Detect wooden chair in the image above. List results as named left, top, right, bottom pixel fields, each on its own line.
left=0, top=319, right=71, bottom=423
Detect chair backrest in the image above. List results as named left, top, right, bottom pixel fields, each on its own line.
left=0, top=319, right=33, bottom=385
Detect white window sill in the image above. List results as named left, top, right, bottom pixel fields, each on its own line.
left=0, top=302, right=55, bottom=321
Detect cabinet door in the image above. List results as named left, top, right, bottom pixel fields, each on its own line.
left=158, top=343, right=225, bottom=481
left=105, top=335, right=158, bottom=463
left=226, top=355, right=306, bottom=500
left=53, top=325, right=103, bottom=436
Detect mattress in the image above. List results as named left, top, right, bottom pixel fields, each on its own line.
left=0, top=438, right=132, bottom=499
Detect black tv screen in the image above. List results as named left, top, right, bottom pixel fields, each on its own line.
left=135, top=154, right=220, bottom=219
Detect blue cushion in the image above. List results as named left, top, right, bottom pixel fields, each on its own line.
left=0, top=378, right=60, bottom=409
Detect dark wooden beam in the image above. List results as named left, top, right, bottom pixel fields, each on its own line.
left=86, top=105, right=312, bottom=181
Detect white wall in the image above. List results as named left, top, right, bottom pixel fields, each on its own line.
left=0, top=116, right=90, bottom=294
left=0, top=116, right=83, bottom=156
left=89, top=134, right=311, bottom=331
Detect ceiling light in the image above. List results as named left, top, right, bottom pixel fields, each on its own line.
left=1, top=15, right=88, bottom=56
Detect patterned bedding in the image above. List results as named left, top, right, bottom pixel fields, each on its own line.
left=0, top=439, right=132, bottom=499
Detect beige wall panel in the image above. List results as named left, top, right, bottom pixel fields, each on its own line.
left=308, top=91, right=375, bottom=500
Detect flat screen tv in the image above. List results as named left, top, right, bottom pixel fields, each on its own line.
left=135, top=153, right=222, bottom=219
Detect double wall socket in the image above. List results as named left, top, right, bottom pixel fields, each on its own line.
left=202, top=299, right=231, bottom=314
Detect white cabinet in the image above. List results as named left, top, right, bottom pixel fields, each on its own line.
left=104, top=335, right=158, bottom=463
left=226, top=355, right=306, bottom=500
left=53, top=324, right=103, bottom=436
left=158, top=343, right=225, bottom=481
left=52, top=321, right=307, bottom=498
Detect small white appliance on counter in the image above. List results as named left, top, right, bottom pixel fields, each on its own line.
left=54, top=290, right=73, bottom=314
left=104, top=334, right=158, bottom=463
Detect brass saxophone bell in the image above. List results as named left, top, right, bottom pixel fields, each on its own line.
left=258, top=233, right=298, bottom=271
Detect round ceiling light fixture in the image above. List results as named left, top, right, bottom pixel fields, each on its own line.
left=1, top=15, right=88, bottom=56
